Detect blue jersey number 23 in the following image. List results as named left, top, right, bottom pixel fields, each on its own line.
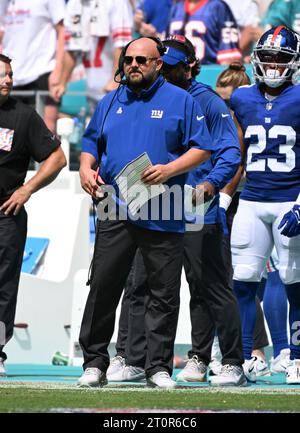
left=245, top=125, right=296, bottom=172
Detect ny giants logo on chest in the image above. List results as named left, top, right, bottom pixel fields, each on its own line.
left=151, top=110, right=164, bottom=119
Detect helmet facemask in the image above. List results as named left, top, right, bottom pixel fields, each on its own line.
left=252, top=48, right=300, bottom=88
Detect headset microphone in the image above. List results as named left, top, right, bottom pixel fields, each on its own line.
left=114, top=68, right=128, bottom=85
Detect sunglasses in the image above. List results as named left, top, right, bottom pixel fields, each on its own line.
left=123, top=56, right=159, bottom=65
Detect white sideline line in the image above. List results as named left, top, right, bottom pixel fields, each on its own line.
left=0, top=382, right=300, bottom=394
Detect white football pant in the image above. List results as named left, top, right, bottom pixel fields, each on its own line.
left=231, top=199, right=300, bottom=285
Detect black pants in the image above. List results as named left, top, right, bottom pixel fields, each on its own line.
left=116, top=225, right=244, bottom=367
left=184, top=224, right=244, bottom=365
left=79, top=219, right=184, bottom=377
left=0, top=208, right=27, bottom=360
left=115, top=250, right=148, bottom=367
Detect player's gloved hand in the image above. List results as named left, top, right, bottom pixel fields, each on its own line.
left=218, top=192, right=232, bottom=236
left=278, top=204, right=300, bottom=237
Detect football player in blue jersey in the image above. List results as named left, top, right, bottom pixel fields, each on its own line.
left=167, top=0, right=242, bottom=64
left=226, top=26, right=300, bottom=384
left=217, top=62, right=291, bottom=378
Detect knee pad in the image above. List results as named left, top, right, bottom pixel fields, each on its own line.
left=233, top=264, right=262, bottom=282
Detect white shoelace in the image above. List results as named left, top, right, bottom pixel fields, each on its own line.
left=110, top=356, right=125, bottom=366
left=220, top=365, right=242, bottom=376
left=186, top=356, right=206, bottom=373
left=84, top=368, right=99, bottom=375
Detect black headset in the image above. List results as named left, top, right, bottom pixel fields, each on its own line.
left=114, top=36, right=166, bottom=84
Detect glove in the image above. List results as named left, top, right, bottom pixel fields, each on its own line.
left=278, top=204, right=300, bottom=237
left=218, top=192, right=232, bottom=236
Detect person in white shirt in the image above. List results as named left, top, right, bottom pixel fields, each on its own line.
left=53, top=0, right=134, bottom=106
left=0, top=0, right=66, bottom=133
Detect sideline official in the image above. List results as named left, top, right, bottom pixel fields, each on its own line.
left=0, top=54, right=66, bottom=375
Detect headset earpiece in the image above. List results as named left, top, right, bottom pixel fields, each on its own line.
left=145, top=36, right=166, bottom=56
left=115, top=41, right=132, bottom=81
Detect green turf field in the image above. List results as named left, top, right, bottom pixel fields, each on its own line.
left=1, top=364, right=300, bottom=413
left=0, top=383, right=300, bottom=413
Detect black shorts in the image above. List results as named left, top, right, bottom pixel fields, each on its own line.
left=13, top=72, right=59, bottom=107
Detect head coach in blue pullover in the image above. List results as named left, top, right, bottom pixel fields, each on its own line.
left=162, top=36, right=246, bottom=387
left=77, top=36, right=213, bottom=389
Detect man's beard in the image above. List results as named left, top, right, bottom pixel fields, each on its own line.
left=127, top=71, right=156, bottom=91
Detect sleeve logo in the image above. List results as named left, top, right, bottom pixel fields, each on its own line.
left=0, top=128, right=14, bottom=152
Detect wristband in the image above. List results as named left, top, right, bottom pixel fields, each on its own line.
left=219, top=192, right=232, bottom=211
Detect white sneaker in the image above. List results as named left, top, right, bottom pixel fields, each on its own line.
left=176, top=355, right=207, bottom=382
left=286, top=359, right=300, bottom=384
left=147, top=371, right=176, bottom=389
left=77, top=368, right=107, bottom=387
left=209, top=359, right=223, bottom=376
left=106, top=355, right=126, bottom=379
left=253, top=355, right=271, bottom=377
left=0, top=357, right=6, bottom=377
left=209, top=364, right=247, bottom=387
left=243, top=357, right=257, bottom=383
left=108, top=365, right=146, bottom=382
left=270, top=349, right=290, bottom=374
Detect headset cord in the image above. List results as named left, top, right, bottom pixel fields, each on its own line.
left=86, top=200, right=99, bottom=286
